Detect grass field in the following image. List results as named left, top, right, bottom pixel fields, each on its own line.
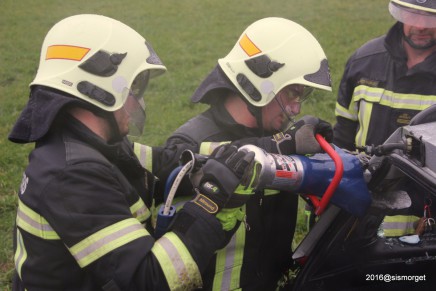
left=0, top=0, right=394, bottom=288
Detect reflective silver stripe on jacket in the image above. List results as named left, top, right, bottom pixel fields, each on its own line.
left=152, top=232, right=202, bottom=290
left=16, top=199, right=59, bottom=239
left=69, top=218, right=149, bottom=268
left=336, top=85, right=436, bottom=147
left=133, top=142, right=153, bottom=171
left=130, top=197, right=151, bottom=223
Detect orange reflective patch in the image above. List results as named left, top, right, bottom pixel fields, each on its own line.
left=239, top=34, right=261, bottom=57
left=46, top=45, right=90, bottom=61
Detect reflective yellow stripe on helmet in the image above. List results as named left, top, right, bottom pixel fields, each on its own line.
left=46, top=45, right=90, bottom=61
left=14, top=229, right=28, bottom=279
left=239, top=34, right=262, bottom=57
left=130, top=197, right=151, bottom=223
left=16, top=199, right=60, bottom=240
left=152, top=232, right=202, bottom=290
left=69, top=218, right=149, bottom=268
left=199, top=142, right=230, bottom=155
left=133, top=142, right=153, bottom=171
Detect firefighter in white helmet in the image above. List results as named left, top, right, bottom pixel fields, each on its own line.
left=333, top=0, right=436, bottom=239
left=9, top=14, right=257, bottom=290
left=148, top=17, right=334, bottom=290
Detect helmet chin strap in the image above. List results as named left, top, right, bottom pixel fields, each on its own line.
left=92, top=108, right=123, bottom=143
left=247, top=103, right=265, bottom=136
left=247, top=95, right=297, bottom=135
left=404, top=35, right=436, bottom=50
left=107, top=114, right=123, bottom=143
left=275, top=97, right=295, bottom=124
left=403, top=29, right=436, bottom=50
left=275, top=95, right=296, bottom=132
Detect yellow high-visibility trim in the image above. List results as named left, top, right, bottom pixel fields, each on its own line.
left=69, top=218, right=149, bottom=268
left=353, top=85, right=436, bottom=110
left=213, top=209, right=246, bottom=291
left=133, top=142, right=153, bottom=171
left=264, top=189, right=280, bottom=196
left=16, top=199, right=59, bottom=240
left=382, top=215, right=420, bottom=237
left=46, top=45, right=90, bottom=61
left=152, top=232, right=202, bottom=290
left=355, top=101, right=373, bottom=148
left=130, top=197, right=151, bottom=223
left=348, top=85, right=436, bottom=147
left=239, top=34, right=261, bottom=57
left=335, top=102, right=358, bottom=121
left=14, top=229, right=27, bottom=279
left=199, top=141, right=230, bottom=155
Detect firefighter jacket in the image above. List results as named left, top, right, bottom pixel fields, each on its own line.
left=332, top=22, right=436, bottom=238
left=148, top=100, right=298, bottom=291
left=11, top=88, right=230, bottom=290
left=333, top=22, right=436, bottom=151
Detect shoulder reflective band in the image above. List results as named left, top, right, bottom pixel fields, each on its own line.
left=133, top=142, right=153, bottom=171
left=16, top=199, right=60, bottom=240
left=130, top=197, right=151, bottom=223
left=213, top=220, right=246, bottom=290
left=14, top=229, right=27, bottom=279
left=46, top=45, right=90, bottom=61
left=69, top=218, right=149, bottom=268
left=152, top=232, right=202, bottom=290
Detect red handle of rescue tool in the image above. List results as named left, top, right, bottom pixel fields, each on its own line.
left=306, top=134, right=344, bottom=216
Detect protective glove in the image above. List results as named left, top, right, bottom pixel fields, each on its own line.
left=273, top=115, right=333, bottom=155
left=168, top=145, right=257, bottom=271
left=190, top=144, right=257, bottom=214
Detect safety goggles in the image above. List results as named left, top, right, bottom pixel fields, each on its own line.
left=281, top=85, right=314, bottom=103
left=389, top=2, right=436, bottom=28
left=275, top=84, right=314, bottom=131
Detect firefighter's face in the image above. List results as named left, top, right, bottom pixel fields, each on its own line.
left=112, top=71, right=149, bottom=138
left=403, top=23, right=436, bottom=50
left=261, top=85, right=303, bottom=132
left=113, top=104, right=131, bottom=137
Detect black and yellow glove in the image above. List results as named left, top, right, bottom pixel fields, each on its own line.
left=169, top=145, right=257, bottom=270
left=192, top=144, right=256, bottom=215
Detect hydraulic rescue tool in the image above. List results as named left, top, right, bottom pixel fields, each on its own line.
left=155, top=135, right=372, bottom=238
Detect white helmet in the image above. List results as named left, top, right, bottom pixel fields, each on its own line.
left=389, top=0, right=436, bottom=28
left=31, top=14, right=167, bottom=112
left=217, top=17, right=332, bottom=107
